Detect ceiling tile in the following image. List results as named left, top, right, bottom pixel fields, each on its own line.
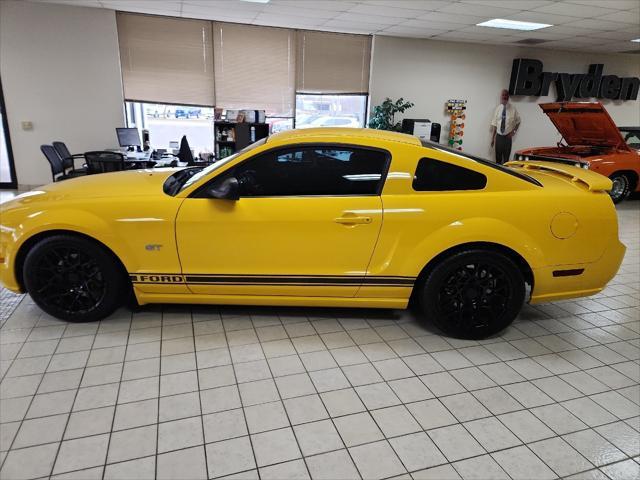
left=346, top=3, right=427, bottom=18
left=416, top=11, right=487, bottom=25
left=435, top=2, right=520, bottom=18
left=564, top=0, right=640, bottom=9
left=182, top=0, right=263, bottom=8
left=591, top=30, right=640, bottom=41
left=101, top=1, right=180, bottom=14
left=459, top=25, right=520, bottom=37
left=381, top=25, right=449, bottom=36
left=33, top=0, right=102, bottom=5
left=563, top=18, right=630, bottom=30
left=322, top=19, right=390, bottom=32
left=331, top=12, right=407, bottom=25
left=507, top=29, right=573, bottom=41
left=532, top=2, right=620, bottom=18
left=270, top=0, right=356, bottom=12
left=598, top=10, right=640, bottom=25
left=505, top=11, right=581, bottom=25
left=261, top=4, right=339, bottom=19
left=400, top=18, right=465, bottom=30
left=252, top=14, right=326, bottom=28
left=361, top=0, right=450, bottom=10
left=181, top=4, right=258, bottom=20
left=540, top=24, right=594, bottom=36
left=458, top=0, right=553, bottom=9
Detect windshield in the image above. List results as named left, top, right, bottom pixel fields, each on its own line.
left=420, top=140, right=541, bottom=187
left=179, top=138, right=267, bottom=192
left=620, top=129, right=640, bottom=150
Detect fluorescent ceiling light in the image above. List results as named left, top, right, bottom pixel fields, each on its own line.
left=240, top=0, right=270, bottom=3
left=631, top=38, right=640, bottom=43
left=477, top=18, right=552, bottom=31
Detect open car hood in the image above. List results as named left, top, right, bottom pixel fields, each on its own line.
left=540, top=102, right=628, bottom=149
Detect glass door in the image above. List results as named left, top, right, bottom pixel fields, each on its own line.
left=0, top=77, right=17, bottom=189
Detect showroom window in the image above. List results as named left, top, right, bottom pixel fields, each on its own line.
left=295, top=94, right=367, bottom=129
left=214, top=146, right=388, bottom=197
left=125, top=101, right=215, bottom=157
left=413, top=158, right=487, bottom=191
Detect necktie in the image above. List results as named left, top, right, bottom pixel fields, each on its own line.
left=500, top=105, right=506, bottom=135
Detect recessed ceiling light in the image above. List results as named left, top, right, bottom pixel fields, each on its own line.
left=631, top=38, right=640, bottom=43
left=477, top=19, right=552, bottom=31
left=240, top=0, right=270, bottom=3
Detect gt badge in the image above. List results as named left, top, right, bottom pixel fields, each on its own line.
left=145, top=244, right=162, bottom=251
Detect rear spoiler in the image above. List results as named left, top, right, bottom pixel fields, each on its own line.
left=505, top=160, right=612, bottom=192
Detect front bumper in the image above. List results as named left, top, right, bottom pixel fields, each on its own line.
left=530, top=239, right=626, bottom=304
left=0, top=233, right=22, bottom=294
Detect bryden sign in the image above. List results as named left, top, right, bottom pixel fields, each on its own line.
left=509, top=58, right=639, bottom=101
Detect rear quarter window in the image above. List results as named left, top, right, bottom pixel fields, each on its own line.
left=413, top=158, right=487, bottom=191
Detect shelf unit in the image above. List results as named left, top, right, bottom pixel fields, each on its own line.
left=215, top=121, right=269, bottom=159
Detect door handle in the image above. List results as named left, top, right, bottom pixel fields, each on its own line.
left=334, top=215, right=373, bottom=225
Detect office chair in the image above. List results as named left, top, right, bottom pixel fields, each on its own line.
left=41, top=145, right=86, bottom=182
left=52, top=141, right=87, bottom=175
left=84, top=151, right=126, bottom=174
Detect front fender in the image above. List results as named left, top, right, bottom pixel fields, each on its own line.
left=5, top=208, right=137, bottom=284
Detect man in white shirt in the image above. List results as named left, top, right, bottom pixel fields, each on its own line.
left=490, top=89, right=521, bottom=164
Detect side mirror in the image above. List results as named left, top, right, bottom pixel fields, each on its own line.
left=208, top=177, right=239, bottom=201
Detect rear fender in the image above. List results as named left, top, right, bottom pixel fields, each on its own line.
left=401, top=217, right=546, bottom=277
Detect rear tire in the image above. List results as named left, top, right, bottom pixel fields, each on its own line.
left=419, top=249, right=525, bottom=339
left=609, top=173, right=631, bottom=204
left=23, top=235, right=126, bottom=322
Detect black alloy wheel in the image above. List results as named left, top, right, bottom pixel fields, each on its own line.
left=420, top=249, right=525, bottom=339
left=23, top=235, right=125, bottom=322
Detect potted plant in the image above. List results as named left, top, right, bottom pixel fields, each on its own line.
left=368, top=98, right=415, bottom=131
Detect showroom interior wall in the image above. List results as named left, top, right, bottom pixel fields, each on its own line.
left=2, top=1, right=640, bottom=189
left=370, top=35, right=640, bottom=160
left=0, top=0, right=125, bottom=187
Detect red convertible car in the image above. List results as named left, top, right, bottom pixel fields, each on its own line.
left=515, top=102, right=639, bottom=203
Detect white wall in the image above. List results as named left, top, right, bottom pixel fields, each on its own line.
left=370, top=36, right=640, bottom=161
left=0, top=0, right=125, bottom=187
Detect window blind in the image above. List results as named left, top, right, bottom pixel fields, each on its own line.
left=296, top=31, right=371, bottom=94
left=117, top=13, right=215, bottom=106
left=213, top=22, right=295, bottom=117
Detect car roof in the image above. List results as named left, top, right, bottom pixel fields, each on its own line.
left=268, top=127, right=422, bottom=146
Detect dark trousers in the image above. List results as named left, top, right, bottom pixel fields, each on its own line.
left=495, top=134, right=512, bottom=165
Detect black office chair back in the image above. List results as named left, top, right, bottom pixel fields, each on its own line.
left=178, top=135, right=195, bottom=165
left=52, top=141, right=74, bottom=170
left=41, top=144, right=65, bottom=181
left=84, top=151, right=126, bottom=174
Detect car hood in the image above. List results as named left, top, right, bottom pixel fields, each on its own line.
left=540, top=102, right=628, bottom=149
left=7, top=169, right=176, bottom=207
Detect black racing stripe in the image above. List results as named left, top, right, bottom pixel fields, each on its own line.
left=130, top=273, right=415, bottom=286
left=184, top=276, right=414, bottom=285
left=183, top=274, right=415, bottom=280
left=131, top=281, right=411, bottom=288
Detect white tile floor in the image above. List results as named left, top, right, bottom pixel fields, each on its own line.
left=0, top=200, right=638, bottom=480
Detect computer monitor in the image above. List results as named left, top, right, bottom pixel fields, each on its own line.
left=116, top=128, right=141, bottom=148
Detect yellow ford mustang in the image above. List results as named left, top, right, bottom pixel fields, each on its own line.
left=0, top=128, right=625, bottom=338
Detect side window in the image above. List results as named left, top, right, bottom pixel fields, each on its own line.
left=413, top=158, right=487, bottom=192
left=219, top=146, right=388, bottom=197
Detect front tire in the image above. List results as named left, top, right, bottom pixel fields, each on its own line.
left=609, top=173, right=631, bottom=204
left=23, top=235, right=126, bottom=322
left=419, top=249, right=525, bottom=339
